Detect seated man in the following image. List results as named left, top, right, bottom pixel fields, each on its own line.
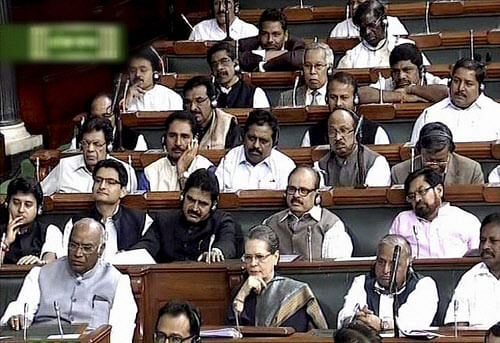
left=359, top=44, right=448, bottom=103
left=337, top=234, right=438, bottom=331
left=263, top=165, right=353, bottom=260
left=411, top=58, right=500, bottom=144
left=122, top=48, right=182, bottom=112
left=41, top=117, right=138, bottom=195
left=227, top=224, right=327, bottom=331
left=0, top=177, right=62, bottom=265
left=144, top=169, right=238, bottom=263
left=337, top=0, right=429, bottom=69
left=208, top=42, right=270, bottom=108
left=61, top=159, right=157, bottom=262
left=330, top=0, right=407, bottom=38
left=154, top=301, right=202, bottom=343
left=239, top=8, right=305, bottom=72
left=70, top=93, right=148, bottom=151
left=390, top=168, right=480, bottom=258
left=215, top=109, right=296, bottom=191
left=183, top=75, right=241, bottom=149
left=189, top=0, right=258, bottom=41
left=485, top=323, right=500, bottom=343
left=444, top=213, right=500, bottom=327
left=302, top=72, right=390, bottom=147
left=392, top=122, right=484, bottom=185
left=139, top=111, right=213, bottom=191
left=0, top=218, right=137, bottom=343
left=313, top=108, right=391, bottom=187
left=278, top=42, right=333, bottom=107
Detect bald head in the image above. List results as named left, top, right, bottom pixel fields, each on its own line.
left=68, top=218, right=105, bottom=274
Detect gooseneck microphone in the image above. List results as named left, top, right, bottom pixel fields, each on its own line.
left=388, top=245, right=401, bottom=337
left=181, top=14, right=194, bottom=33
left=292, top=74, right=300, bottom=108
left=307, top=226, right=312, bottom=262
left=54, top=301, right=65, bottom=339
left=207, top=234, right=216, bottom=264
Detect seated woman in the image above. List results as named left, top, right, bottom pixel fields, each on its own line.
left=0, top=177, right=62, bottom=265
left=226, top=224, right=327, bottom=331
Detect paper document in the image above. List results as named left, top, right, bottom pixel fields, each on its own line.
left=109, top=249, right=156, bottom=265
left=200, top=328, right=243, bottom=338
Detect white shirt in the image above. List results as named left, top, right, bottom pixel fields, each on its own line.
left=0, top=264, right=137, bottom=343
left=189, top=17, right=258, bottom=41
left=330, top=16, right=408, bottom=38
left=40, top=154, right=138, bottom=195
left=126, top=84, right=183, bottom=112
left=389, top=202, right=481, bottom=258
left=313, top=154, right=392, bottom=187
left=306, top=83, right=327, bottom=106
left=410, top=94, right=500, bottom=144
left=215, top=145, right=296, bottom=192
left=337, top=36, right=430, bottom=69
left=301, top=127, right=390, bottom=147
left=337, top=274, right=438, bottom=330
left=273, top=205, right=353, bottom=258
left=219, top=83, right=270, bottom=108
left=369, top=72, right=448, bottom=90
left=40, top=224, right=64, bottom=258
left=488, top=166, right=500, bottom=183
left=444, top=262, right=500, bottom=328
left=61, top=211, right=154, bottom=262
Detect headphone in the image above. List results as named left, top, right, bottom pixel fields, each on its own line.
left=180, top=193, right=218, bottom=213
left=448, top=59, right=486, bottom=94
left=242, top=111, right=280, bottom=147
left=416, top=123, right=455, bottom=153
left=149, top=46, right=163, bottom=83
left=4, top=189, right=44, bottom=216
left=189, top=306, right=202, bottom=343
left=208, top=76, right=221, bottom=109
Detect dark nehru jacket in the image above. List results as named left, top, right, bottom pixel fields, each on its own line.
left=114, top=127, right=141, bottom=150
left=0, top=219, right=51, bottom=264
left=145, top=209, right=238, bottom=263
left=219, top=79, right=262, bottom=108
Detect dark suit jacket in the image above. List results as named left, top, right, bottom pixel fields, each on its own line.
left=238, top=36, right=305, bottom=72
left=391, top=152, right=484, bottom=185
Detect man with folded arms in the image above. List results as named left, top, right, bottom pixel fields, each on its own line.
left=392, top=122, right=484, bottom=185
left=390, top=168, right=480, bottom=258
left=1, top=218, right=137, bottom=342
left=444, top=213, right=500, bottom=328
left=313, top=108, right=391, bottom=187
left=263, top=165, right=353, bottom=260
left=337, top=234, right=438, bottom=331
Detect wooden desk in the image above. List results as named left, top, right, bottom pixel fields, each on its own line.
left=0, top=324, right=111, bottom=343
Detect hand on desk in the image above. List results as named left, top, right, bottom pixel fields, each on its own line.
left=198, top=249, right=225, bottom=263
left=17, top=255, right=44, bottom=265
left=355, top=305, right=383, bottom=331
left=7, top=314, right=29, bottom=331
left=233, top=276, right=267, bottom=313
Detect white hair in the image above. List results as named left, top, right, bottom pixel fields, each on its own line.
left=303, top=42, right=335, bottom=67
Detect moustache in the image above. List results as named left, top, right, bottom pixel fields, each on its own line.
left=481, top=249, right=495, bottom=258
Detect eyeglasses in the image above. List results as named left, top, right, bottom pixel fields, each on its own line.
left=210, top=57, right=234, bottom=69
left=153, top=332, right=194, bottom=343
left=241, top=253, right=273, bottom=264
left=94, top=176, right=122, bottom=186
left=101, top=112, right=114, bottom=118
left=80, top=140, right=106, bottom=149
left=328, top=128, right=355, bottom=138
left=359, top=16, right=384, bottom=32
left=68, top=241, right=100, bottom=255
left=405, top=185, right=435, bottom=202
left=183, top=96, right=210, bottom=107
left=303, top=63, right=327, bottom=72
left=285, top=185, right=315, bottom=197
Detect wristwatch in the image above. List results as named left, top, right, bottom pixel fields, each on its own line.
left=380, top=318, right=390, bottom=331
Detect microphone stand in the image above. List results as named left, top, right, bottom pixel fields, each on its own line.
left=354, top=116, right=367, bottom=188
left=388, top=245, right=401, bottom=337
left=223, top=0, right=233, bottom=41
left=110, top=74, right=124, bottom=151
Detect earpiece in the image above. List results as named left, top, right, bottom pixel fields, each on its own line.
left=382, top=17, right=388, bottom=27
left=189, top=306, right=202, bottom=343
left=153, top=71, right=161, bottom=83
left=479, top=83, right=485, bottom=93
left=180, top=193, right=184, bottom=202
left=209, top=76, right=220, bottom=109
left=38, top=206, right=43, bottom=216
left=314, top=192, right=322, bottom=206
left=353, top=92, right=360, bottom=106
left=211, top=199, right=218, bottom=213
left=106, top=142, right=113, bottom=153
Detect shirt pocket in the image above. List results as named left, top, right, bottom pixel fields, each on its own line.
left=90, top=295, right=111, bottom=329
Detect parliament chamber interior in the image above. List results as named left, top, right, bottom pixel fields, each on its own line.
left=0, top=0, right=499, bottom=342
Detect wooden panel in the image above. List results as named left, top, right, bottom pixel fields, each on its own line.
left=431, top=1, right=464, bottom=16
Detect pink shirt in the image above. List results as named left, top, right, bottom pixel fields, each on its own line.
left=389, top=203, right=480, bottom=258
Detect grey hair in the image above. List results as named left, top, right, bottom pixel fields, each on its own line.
left=247, top=224, right=280, bottom=254
left=303, top=42, right=334, bottom=67
left=72, top=217, right=106, bottom=246
left=377, top=234, right=412, bottom=261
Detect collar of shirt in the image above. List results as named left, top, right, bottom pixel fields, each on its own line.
left=415, top=202, right=450, bottom=223
left=220, top=77, right=241, bottom=94
left=100, top=204, right=121, bottom=224
left=236, top=146, right=273, bottom=169
left=446, top=93, right=487, bottom=111
left=280, top=205, right=322, bottom=222
left=475, top=262, right=500, bottom=279
left=307, top=83, right=327, bottom=103
left=73, top=154, right=103, bottom=175
left=71, top=258, right=103, bottom=279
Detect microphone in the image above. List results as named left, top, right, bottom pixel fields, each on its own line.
left=292, top=73, right=300, bottom=108
left=354, top=115, right=364, bottom=139
left=35, top=157, right=40, bottom=182
left=307, top=226, right=312, bottom=262
left=110, top=73, right=123, bottom=115
left=128, top=154, right=133, bottom=193
left=410, top=146, right=415, bottom=173
left=54, top=301, right=65, bottom=339
left=0, top=233, right=6, bottom=268
left=470, top=29, right=475, bottom=60
left=23, top=303, right=28, bottom=341
left=207, top=234, right=215, bottom=264
left=346, top=3, right=351, bottom=37
left=453, top=298, right=459, bottom=337
left=181, top=13, right=194, bottom=32
left=388, top=245, right=401, bottom=294
left=235, top=39, right=239, bottom=61
left=378, top=72, right=384, bottom=104
left=425, top=1, right=431, bottom=35
left=412, top=225, right=420, bottom=258
left=150, top=46, right=166, bottom=75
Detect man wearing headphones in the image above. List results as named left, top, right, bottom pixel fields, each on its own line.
left=390, top=168, right=480, bottom=258
left=238, top=8, right=305, bottom=72
left=392, top=122, right=484, bottom=185
left=140, top=111, right=213, bottom=191
left=337, top=0, right=429, bottom=69
left=330, top=0, right=407, bottom=38
left=41, top=117, right=138, bottom=195
left=278, top=42, right=333, bottom=107
left=189, top=0, right=257, bottom=41
left=337, top=234, right=438, bottom=331
left=302, top=72, right=390, bottom=147
left=0, top=177, right=62, bottom=265
left=215, top=109, right=296, bottom=191
left=207, top=42, right=270, bottom=108
left=183, top=75, right=241, bottom=149
left=410, top=58, right=500, bottom=144
left=144, top=169, right=238, bottom=263
left=263, top=165, right=353, bottom=260
left=313, top=108, right=391, bottom=187
left=154, top=300, right=202, bottom=343
left=360, top=44, right=448, bottom=103
left=60, top=159, right=157, bottom=263
left=122, top=48, right=182, bottom=112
